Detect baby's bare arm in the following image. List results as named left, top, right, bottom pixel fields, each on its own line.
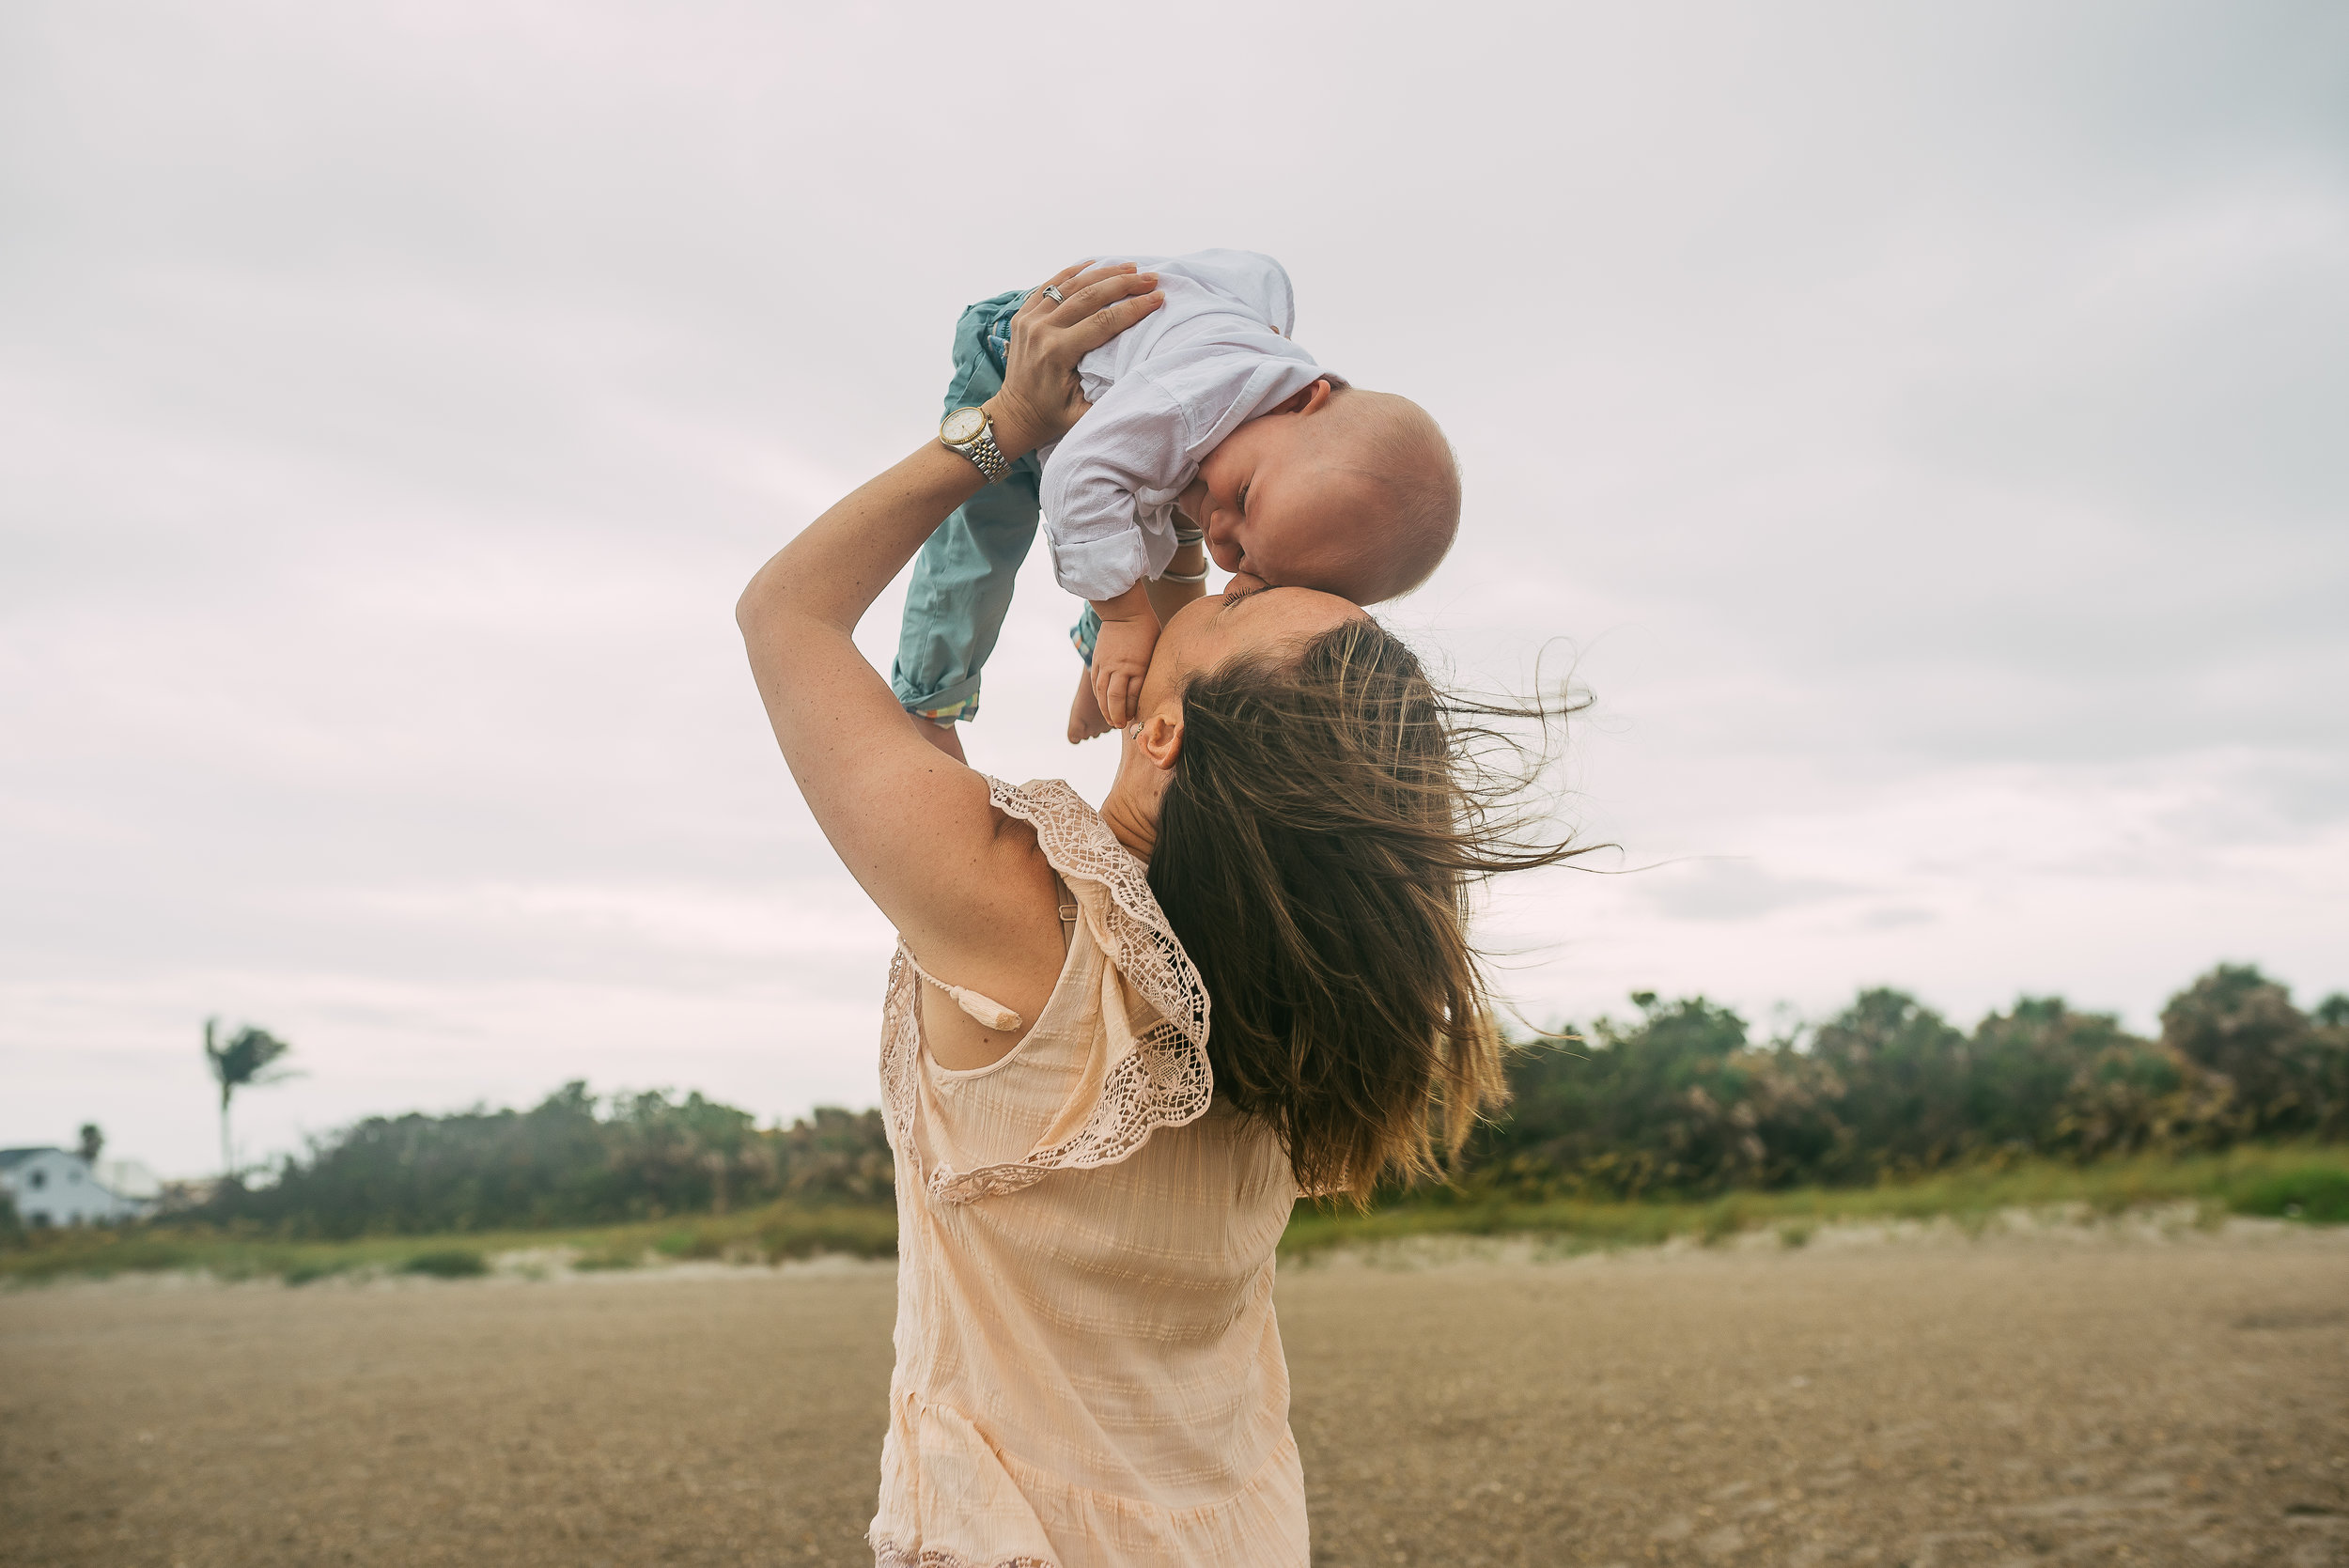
left=1088, top=583, right=1159, bottom=729
left=1143, top=537, right=1209, bottom=626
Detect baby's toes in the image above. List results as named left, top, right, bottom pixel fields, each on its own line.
left=1067, top=671, right=1111, bottom=744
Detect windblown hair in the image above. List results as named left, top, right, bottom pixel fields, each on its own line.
left=1147, top=617, right=1590, bottom=1203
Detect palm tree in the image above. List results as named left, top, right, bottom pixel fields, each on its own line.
left=203, top=1018, right=294, bottom=1178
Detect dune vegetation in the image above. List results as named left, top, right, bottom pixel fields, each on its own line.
left=6, top=962, right=2343, bottom=1284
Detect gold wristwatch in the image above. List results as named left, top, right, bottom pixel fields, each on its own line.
left=940, top=405, right=1009, bottom=483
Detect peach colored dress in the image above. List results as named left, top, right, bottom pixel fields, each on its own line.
left=868, top=778, right=1306, bottom=1568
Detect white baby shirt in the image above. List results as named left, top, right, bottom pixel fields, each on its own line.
left=1035, top=250, right=1333, bottom=603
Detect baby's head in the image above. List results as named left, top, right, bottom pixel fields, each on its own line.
left=1184, top=379, right=1459, bottom=605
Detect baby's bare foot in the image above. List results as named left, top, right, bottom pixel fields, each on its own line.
left=1067, top=668, right=1112, bottom=744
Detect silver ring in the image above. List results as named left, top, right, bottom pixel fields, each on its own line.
left=1041, top=285, right=1066, bottom=303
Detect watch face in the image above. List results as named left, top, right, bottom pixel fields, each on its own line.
left=941, top=407, right=986, bottom=444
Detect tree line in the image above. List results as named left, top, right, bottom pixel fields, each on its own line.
left=141, top=962, right=2349, bottom=1238
left=1470, top=963, right=2348, bottom=1199
left=200, top=1085, right=892, bottom=1237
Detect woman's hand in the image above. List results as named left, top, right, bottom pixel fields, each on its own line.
left=985, top=261, right=1164, bottom=458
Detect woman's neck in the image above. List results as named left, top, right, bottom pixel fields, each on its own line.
left=1097, top=740, right=1167, bottom=863
left=1097, top=787, right=1157, bottom=863
left=1095, top=720, right=1177, bottom=862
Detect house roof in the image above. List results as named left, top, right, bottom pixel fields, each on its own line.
left=1, top=1147, right=64, bottom=1170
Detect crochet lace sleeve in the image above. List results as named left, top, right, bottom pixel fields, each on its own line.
left=913, top=779, right=1215, bottom=1204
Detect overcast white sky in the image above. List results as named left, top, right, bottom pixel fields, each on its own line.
left=5, top=2, right=2344, bottom=1178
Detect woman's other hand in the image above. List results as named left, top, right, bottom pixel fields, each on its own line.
left=986, top=261, right=1164, bottom=458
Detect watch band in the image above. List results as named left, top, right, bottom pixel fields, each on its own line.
left=941, top=414, right=1011, bottom=484
left=966, top=427, right=1009, bottom=483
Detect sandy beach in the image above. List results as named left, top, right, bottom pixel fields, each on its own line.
left=4, top=1223, right=2344, bottom=1566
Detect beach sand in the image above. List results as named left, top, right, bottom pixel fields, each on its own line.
left=3, top=1223, right=2344, bottom=1565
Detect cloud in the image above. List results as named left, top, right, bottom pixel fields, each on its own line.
left=4, top=1, right=2345, bottom=1174
left=1635, top=862, right=1859, bottom=924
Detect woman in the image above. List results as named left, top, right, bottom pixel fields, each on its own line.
left=738, top=263, right=1571, bottom=1568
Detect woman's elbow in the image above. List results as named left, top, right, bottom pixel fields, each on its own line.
left=736, top=565, right=780, bottom=640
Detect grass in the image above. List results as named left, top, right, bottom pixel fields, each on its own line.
left=402, top=1248, right=489, bottom=1279
left=1275, top=1142, right=2349, bottom=1259
left=0, top=1200, right=899, bottom=1287
left=2227, top=1162, right=2349, bottom=1223
left=5, top=1144, right=2345, bottom=1286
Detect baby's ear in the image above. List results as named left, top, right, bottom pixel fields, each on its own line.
left=1270, top=380, right=1336, bottom=419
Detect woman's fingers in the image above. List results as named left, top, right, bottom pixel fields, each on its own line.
left=1065, top=287, right=1164, bottom=355
left=1054, top=266, right=1154, bottom=319
left=1018, top=262, right=1144, bottom=332
left=1054, top=261, right=1139, bottom=298
left=991, top=261, right=1159, bottom=450
left=1034, top=265, right=1143, bottom=323
left=1010, top=261, right=1101, bottom=322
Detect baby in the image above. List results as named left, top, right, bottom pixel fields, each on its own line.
left=892, top=250, right=1459, bottom=750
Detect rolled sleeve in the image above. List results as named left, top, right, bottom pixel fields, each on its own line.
left=1043, top=529, right=1157, bottom=603
left=1037, top=378, right=1195, bottom=602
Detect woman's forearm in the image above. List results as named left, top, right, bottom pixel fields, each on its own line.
left=736, top=392, right=1057, bottom=641
left=739, top=434, right=983, bottom=642
left=739, top=264, right=1160, bottom=645
left=739, top=263, right=1161, bottom=672
left=731, top=263, right=1163, bottom=963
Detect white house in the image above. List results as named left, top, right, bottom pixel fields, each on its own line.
left=0, top=1147, right=152, bottom=1227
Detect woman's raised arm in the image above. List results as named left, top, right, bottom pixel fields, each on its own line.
left=735, top=262, right=1162, bottom=966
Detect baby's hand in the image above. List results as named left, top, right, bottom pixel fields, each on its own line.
left=1088, top=603, right=1160, bottom=730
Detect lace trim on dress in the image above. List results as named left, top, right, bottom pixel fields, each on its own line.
left=877, top=778, right=1215, bottom=1206
left=873, top=1542, right=1052, bottom=1568
left=879, top=947, right=925, bottom=1185
left=984, top=777, right=1209, bottom=1054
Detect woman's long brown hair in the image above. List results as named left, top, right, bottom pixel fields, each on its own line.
left=1147, top=617, right=1591, bottom=1203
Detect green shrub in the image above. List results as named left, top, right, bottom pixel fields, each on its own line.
left=401, top=1248, right=488, bottom=1278
left=2229, top=1165, right=2349, bottom=1224
left=572, top=1247, right=643, bottom=1271
left=756, top=1205, right=897, bottom=1261
left=654, top=1230, right=708, bottom=1258
left=1698, top=1198, right=1747, bottom=1246
left=1468, top=968, right=2349, bottom=1202
left=283, top=1260, right=352, bottom=1286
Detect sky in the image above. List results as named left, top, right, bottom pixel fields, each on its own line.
left=4, top=2, right=2344, bottom=1179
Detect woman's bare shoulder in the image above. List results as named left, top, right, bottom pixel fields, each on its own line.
left=900, top=797, right=1067, bottom=1071
left=971, top=802, right=1063, bottom=930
